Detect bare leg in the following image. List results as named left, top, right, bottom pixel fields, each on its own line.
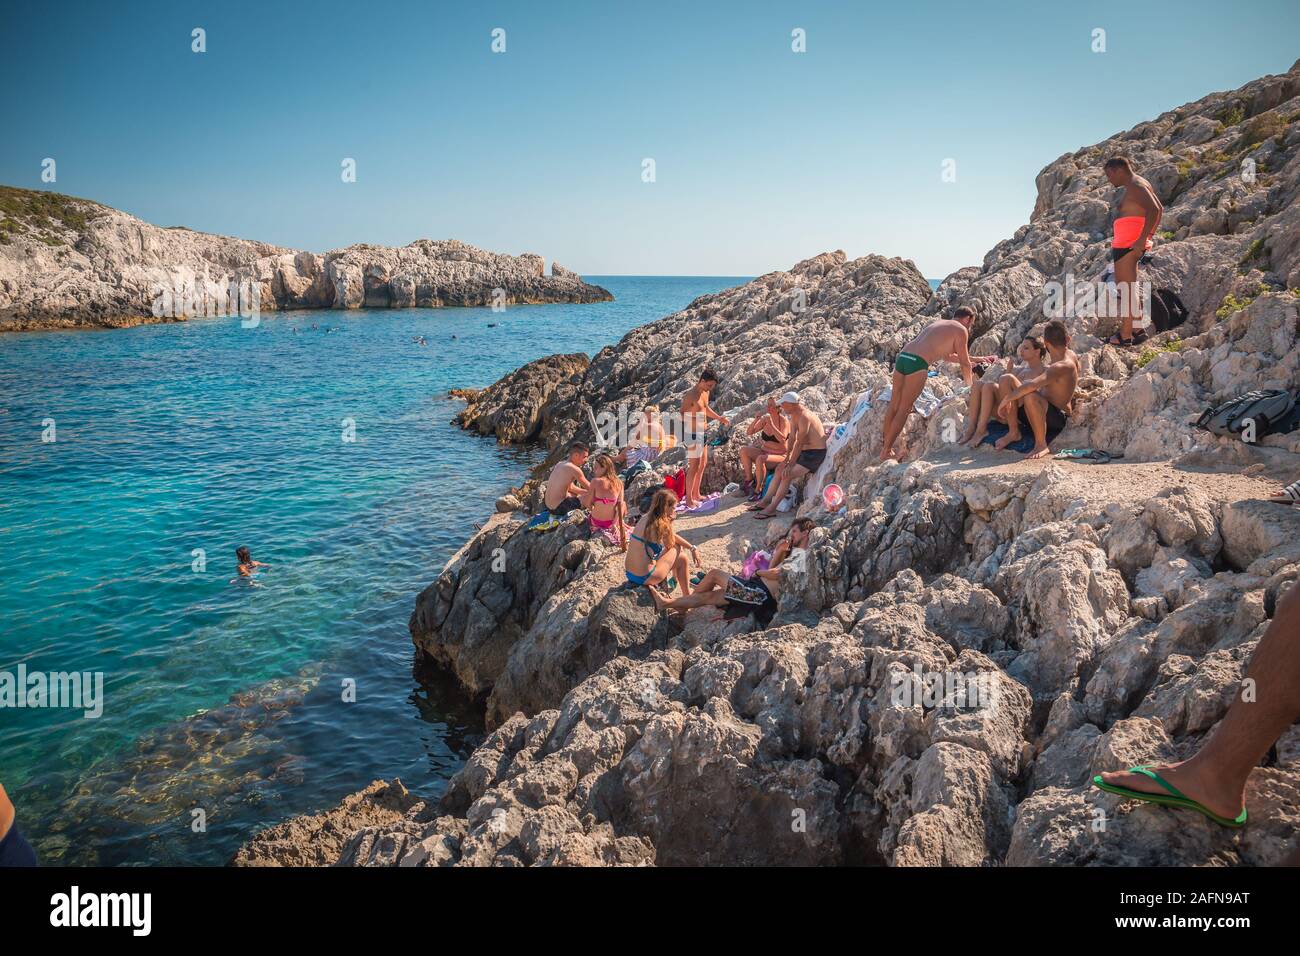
left=750, top=462, right=785, bottom=510
left=1099, top=582, right=1300, bottom=820
left=993, top=374, right=1023, bottom=450
left=758, top=463, right=809, bottom=517
left=1021, top=392, right=1052, bottom=460
left=880, top=371, right=928, bottom=461
left=965, top=382, right=997, bottom=448
left=739, top=446, right=756, bottom=486
left=650, top=583, right=728, bottom=613
left=1114, top=251, right=1139, bottom=342
left=959, top=384, right=982, bottom=444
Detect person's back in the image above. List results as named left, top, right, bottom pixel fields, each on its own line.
left=903, top=319, right=964, bottom=365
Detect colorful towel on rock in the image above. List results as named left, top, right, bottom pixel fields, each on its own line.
left=979, top=419, right=1064, bottom=455
left=676, top=492, right=722, bottom=514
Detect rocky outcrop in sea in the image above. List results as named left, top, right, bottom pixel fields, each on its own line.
left=236, top=62, right=1300, bottom=867
left=0, top=186, right=611, bottom=331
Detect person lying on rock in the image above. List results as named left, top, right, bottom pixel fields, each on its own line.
left=749, top=393, right=827, bottom=519
left=581, top=453, right=628, bottom=550
left=681, top=368, right=728, bottom=510
left=994, top=319, right=1079, bottom=460
left=625, top=488, right=697, bottom=592
left=1094, top=578, right=1300, bottom=832
left=880, top=306, right=976, bottom=461
left=1104, top=155, right=1162, bottom=347
left=738, top=396, right=790, bottom=500
left=543, top=441, right=591, bottom=516
left=960, top=335, right=1047, bottom=448
left=649, top=518, right=815, bottom=622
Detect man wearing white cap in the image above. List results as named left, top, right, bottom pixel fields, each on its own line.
left=749, top=391, right=827, bottom=519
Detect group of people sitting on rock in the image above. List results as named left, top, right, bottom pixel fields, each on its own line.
left=540, top=434, right=814, bottom=625
left=880, top=310, right=1081, bottom=462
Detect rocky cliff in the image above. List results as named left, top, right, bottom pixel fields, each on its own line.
left=0, top=186, right=611, bottom=331
left=236, top=62, right=1300, bottom=867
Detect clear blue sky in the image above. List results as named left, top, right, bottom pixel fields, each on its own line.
left=2, top=0, right=1296, bottom=277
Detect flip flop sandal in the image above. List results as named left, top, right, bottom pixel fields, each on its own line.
left=1091, top=766, right=1247, bottom=828
left=754, top=512, right=777, bottom=520
left=1106, top=333, right=1139, bottom=347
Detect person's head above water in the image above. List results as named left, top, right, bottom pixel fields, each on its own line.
left=1103, top=155, right=1135, bottom=187
left=235, top=546, right=252, bottom=565
left=1043, top=319, right=1071, bottom=352
left=952, top=305, right=976, bottom=328
left=567, top=441, right=590, bottom=465
left=698, top=368, right=719, bottom=392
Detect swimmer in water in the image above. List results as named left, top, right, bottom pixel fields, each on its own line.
left=235, top=546, right=270, bottom=577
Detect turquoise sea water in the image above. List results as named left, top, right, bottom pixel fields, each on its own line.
left=0, top=275, right=744, bottom=866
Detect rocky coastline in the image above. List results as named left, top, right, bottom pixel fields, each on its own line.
left=235, top=62, right=1300, bottom=867
left=0, top=186, right=611, bottom=331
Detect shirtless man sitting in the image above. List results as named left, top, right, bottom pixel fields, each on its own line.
left=994, top=319, right=1079, bottom=460
left=880, top=306, right=976, bottom=461
left=1104, top=156, right=1163, bottom=347
left=750, top=392, right=827, bottom=519
left=681, top=368, right=728, bottom=509
left=543, top=441, right=591, bottom=515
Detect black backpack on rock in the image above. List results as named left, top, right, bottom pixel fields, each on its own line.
left=1149, top=288, right=1189, bottom=333
left=1194, top=388, right=1297, bottom=440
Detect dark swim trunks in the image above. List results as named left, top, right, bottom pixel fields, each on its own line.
left=723, top=576, right=777, bottom=627
left=795, top=448, right=827, bottom=472
left=1111, top=246, right=1134, bottom=262
left=1016, top=402, right=1069, bottom=434
left=0, top=821, right=38, bottom=867
left=548, top=496, right=582, bottom=517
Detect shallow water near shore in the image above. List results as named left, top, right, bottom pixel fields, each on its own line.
left=0, top=275, right=744, bottom=865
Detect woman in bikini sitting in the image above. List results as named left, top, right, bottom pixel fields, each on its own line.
left=624, top=488, right=697, bottom=594
left=738, top=396, right=789, bottom=500
left=582, top=453, right=628, bottom=550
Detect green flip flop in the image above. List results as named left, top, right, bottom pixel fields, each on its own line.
left=1091, top=766, right=1247, bottom=828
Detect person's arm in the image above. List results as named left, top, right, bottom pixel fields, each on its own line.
left=998, top=369, right=1052, bottom=415
left=954, top=327, right=974, bottom=386
left=674, top=533, right=701, bottom=565
left=746, top=417, right=766, bottom=436
left=617, top=496, right=628, bottom=550
left=578, top=480, right=595, bottom=508
left=786, top=418, right=809, bottom=464
left=704, top=403, right=728, bottom=425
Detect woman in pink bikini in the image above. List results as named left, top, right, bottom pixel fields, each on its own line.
left=581, top=454, right=628, bottom=550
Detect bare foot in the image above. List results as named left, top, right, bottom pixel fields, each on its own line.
left=994, top=431, right=1020, bottom=450
left=1025, top=444, right=1052, bottom=460
left=647, top=587, right=670, bottom=611
left=965, top=430, right=987, bottom=449
left=1098, top=761, right=1245, bottom=821
left=957, top=430, right=975, bottom=445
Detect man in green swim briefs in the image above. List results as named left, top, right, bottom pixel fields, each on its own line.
left=880, top=306, right=977, bottom=461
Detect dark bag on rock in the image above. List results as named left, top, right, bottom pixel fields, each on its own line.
left=1148, top=288, right=1189, bottom=333
left=1194, top=388, right=1296, bottom=440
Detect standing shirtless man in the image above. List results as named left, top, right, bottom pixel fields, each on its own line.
left=750, top=392, right=827, bottom=519
left=680, top=368, right=728, bottom=509
left=1104, top=156, right=1162, bottom=347
left=995, top=319, right=1079, bottom=460
left=879, top=306, right=976, bottom=461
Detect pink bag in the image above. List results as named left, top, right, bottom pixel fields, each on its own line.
left=741, top=550, right=771, bottom=579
